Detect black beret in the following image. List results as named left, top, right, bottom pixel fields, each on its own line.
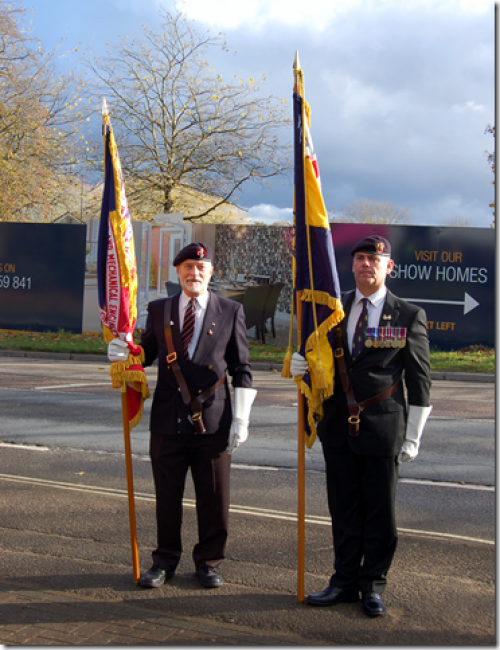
left=350, top=235, right=391, bottom=257
left=173, top=242, right=212, bottom=266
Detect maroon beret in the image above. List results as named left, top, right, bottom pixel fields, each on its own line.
left=350, top=235, right=391, bottom=257
left=173, top=242, right=212, bottom=266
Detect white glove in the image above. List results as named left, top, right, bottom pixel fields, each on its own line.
left=108, top=338, right=130, bottom=362
left=398, top=405, right=433, bottom=462
left=290, top=352, right=308, bottom=377
left=227, top=387, right=257, bottom=455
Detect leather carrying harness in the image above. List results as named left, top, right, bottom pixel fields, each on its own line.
left=164, top=298, right=225, bottom=434
left=334, top=326, right=402, bottom=437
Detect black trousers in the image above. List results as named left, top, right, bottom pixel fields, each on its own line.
left=321, top=441, right=399, bottom=594
left=150, top=431, right=231, bottom=571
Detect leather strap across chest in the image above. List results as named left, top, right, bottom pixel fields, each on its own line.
left=163, top=298, right=225, bottom=434
left=334, top=326, right=402, bottom=436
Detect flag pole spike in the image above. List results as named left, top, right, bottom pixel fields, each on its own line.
left=102, top=98, right=108, bottom=116
left=294, top=50, right=300, bottom=71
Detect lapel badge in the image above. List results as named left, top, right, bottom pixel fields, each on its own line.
left=382, top=314, right=391, bottom=321
left=208, top=329, right=213, bottom=336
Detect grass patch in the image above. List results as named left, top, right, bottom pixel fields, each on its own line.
left=428, top=345, right=495, bottom=375
left=0, top=330, right=494, bottom=374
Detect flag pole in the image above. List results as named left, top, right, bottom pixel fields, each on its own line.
left=120, top=382, right=141, bottom=583
left=296, top=291, right=306, bottom=603
left=102, top=97, right=140, bottom=583
left=294, top=50, right=306, bottom=604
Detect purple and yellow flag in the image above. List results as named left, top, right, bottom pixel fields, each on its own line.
left=282, top=54, right=344, bottom=448
left=98, top=99, right=149, bottom=428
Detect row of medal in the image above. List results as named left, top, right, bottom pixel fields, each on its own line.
left=364, top=327, right=407, bottom=348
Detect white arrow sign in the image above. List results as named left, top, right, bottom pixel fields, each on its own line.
left=401, top=292, right=479, bottom=315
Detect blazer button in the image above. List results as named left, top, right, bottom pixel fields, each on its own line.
left=178, top=387, right=181, bottom=392
left=198, top=389, right=202, bottom=394
left=208, top=365, right=212, bottom=370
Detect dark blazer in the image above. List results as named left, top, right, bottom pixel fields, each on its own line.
left=141, top=291, right=252, bottom=436
left=318, top=289, right=431, bottom=457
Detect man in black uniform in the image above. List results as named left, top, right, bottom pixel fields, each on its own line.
left=291, top=235, right=432, bottom=616
left=108, top=242, right=256, bottom=589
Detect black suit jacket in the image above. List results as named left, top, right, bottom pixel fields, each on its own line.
left=141, top=291, right=252, bottom=436
left=318, top=289, right=431, bottom=457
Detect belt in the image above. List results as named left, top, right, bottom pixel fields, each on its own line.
left=334, top=326, right=402, bottom=436
left=164, top=298, right=225, bottom=434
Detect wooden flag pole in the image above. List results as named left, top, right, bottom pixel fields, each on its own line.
left=120, top=382, right=140, bottom=583
left=296, top=291, right=306, bottom=603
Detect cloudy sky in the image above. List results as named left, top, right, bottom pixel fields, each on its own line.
left=28, top=0, right=495, bottom=226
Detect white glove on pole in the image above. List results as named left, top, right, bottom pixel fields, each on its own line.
left=108, top=338, right=130, bottom=362
left=290, top=352, right=309, bottom=377
left=399, top=405, right=433, bottom=462
left=227, top=387, right=257, bottom=455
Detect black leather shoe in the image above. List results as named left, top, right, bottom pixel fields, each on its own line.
left=307, top=585, right=359, bottom=607
left=138, top=565, right=175, bottom=588
left=362, top=592, right=387, bottom=617
left=195, top=567, right=224, bottom=588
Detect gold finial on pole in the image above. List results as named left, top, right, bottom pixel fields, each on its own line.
left=102, top=98, right=108, bottom=117
left=293, top=50, right=301, bottom=72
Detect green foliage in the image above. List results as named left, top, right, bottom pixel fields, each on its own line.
left=0, top=330, right=494, bottom=374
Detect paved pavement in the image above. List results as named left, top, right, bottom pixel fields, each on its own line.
left=0, top=349, right=495, bottom=646
left=0, top=579, right=307, bottom=646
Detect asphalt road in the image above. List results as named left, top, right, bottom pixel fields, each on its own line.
left=0, top=356, right=495, bottom=644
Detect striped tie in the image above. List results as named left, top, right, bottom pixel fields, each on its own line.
left=352, top=298, right=368, bottom=360
left=181, top=298, right=196, bottom=359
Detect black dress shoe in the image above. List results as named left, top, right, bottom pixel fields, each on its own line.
left=362, top=592, right=387, bottom=617
left=307, top=585, right=359, bottom=607
left=138, top=565, right=175, bottom=588
left=194, top=567, right=224, bottom=588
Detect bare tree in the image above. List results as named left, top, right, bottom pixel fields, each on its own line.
left=0, top=2, right=90, bottom=221
left=485, top=124, right=495, bottom=227
left=85, top=9, right=290, bottom=222
left=440, top=215, right=472, bottom=227
left=335, top=198, right=412, bottom=224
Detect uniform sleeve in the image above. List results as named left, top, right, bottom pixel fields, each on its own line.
left=403, top=307, right=431, bottom=407
left=225, top=302, right=253, bottom=389
left=140, top=301, right=159, bottom=369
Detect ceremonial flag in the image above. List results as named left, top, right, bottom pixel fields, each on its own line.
left=283, top=53, right=344, bottom=448
left=98, top=99, right=149, bottom=428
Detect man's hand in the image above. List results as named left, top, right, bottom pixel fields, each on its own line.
left=226, top=387, right=257, bottom=455
left=108, top=338, right=129, bottom=362
left=227, top=419, right=249, bottom=455
left=290, top=352, right=308, bottom=377
left=398, top=405, right=433, bottom=463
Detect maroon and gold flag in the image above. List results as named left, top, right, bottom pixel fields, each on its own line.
left=97, top=99, right=149, bottom=428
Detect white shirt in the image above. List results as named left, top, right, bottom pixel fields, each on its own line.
left=179, top=290, right=209, bottom=359
left=347, top=286, right=387, bottom=354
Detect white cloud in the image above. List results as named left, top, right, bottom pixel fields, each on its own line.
left=248, top=204, right=293, bottom=224
left=452, top=101, right=488, bottom=114
left=176, top=0, right=494, bottom=30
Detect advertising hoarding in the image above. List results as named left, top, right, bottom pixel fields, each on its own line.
left=0, top=223, right=86, bottom=333
left=330, top=223, right=494, bottom=350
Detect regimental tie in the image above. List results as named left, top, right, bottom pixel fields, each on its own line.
left=181, top=298, right=196, bottom=359
left=352, top=297, right=369, bottom=360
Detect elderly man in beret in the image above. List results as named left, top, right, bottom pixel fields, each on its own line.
left=291, top=235, right=432, bottom=617
left=108, top=242, right=256, bottom=589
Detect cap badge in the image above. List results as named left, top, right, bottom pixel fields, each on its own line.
left=376, top=242, right=385, bottom=253
left=197, top=247, right=206, bottom=259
